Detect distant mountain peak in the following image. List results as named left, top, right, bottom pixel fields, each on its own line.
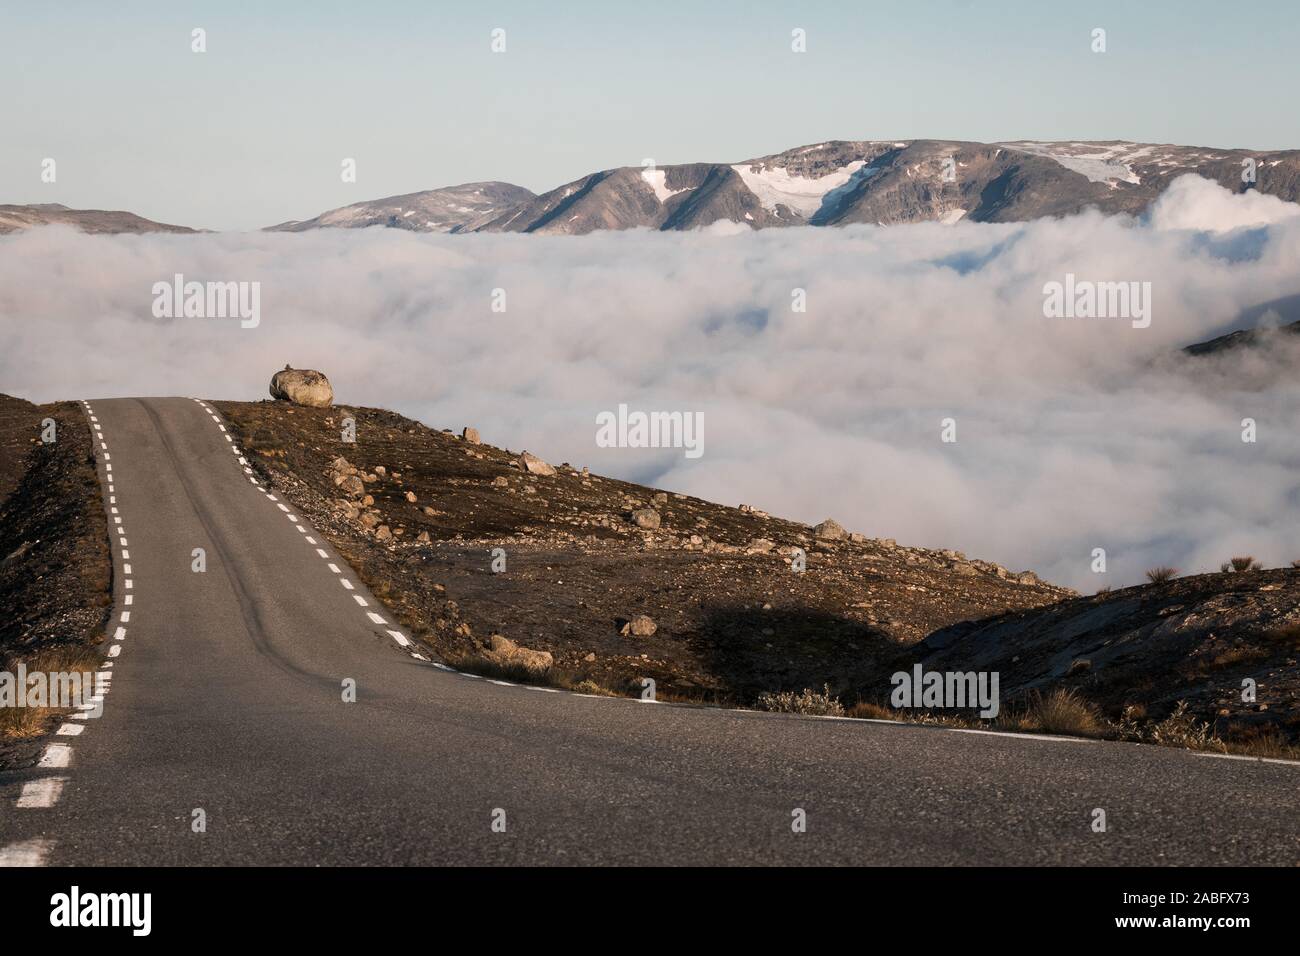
left=264, top=181, right=536, bottom=234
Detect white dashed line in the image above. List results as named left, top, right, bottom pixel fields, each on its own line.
left=366, top=612, right=387, bottom=625
left=37, top=744, right=73, bottom=769
left=0, top=838, right=54, bottom=866
left=16, top=778, right=67, bottom=808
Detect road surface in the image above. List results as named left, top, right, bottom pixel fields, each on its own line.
left=0, top=397, right=1296, bottom=865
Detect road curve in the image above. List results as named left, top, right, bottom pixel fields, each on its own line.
left=0, top=396, right=1296, bottom=866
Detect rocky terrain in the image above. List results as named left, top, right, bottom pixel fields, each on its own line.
left=211, top=362, right=1299, bottom=754
left=0, top=203, right=197, bottom=235
left=213, top=398, right=1072, bottom=704
left=913, top=570, right=1300, bottom=753
left=0, top=395, right=112, bottom=763
left=265, top=181, right=534, bottom=233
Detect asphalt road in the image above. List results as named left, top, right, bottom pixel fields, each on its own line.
left=0, top=396, right=1296, bottom=866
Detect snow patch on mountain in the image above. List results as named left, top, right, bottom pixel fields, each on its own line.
left=731, top=160, right=867, bottom=217
left=640, top=168, right=687, bottom=203
left=1006, top=142, right=1141, bottom=185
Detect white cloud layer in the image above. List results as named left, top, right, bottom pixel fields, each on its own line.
left=2, top=175, right=1298, bottom=590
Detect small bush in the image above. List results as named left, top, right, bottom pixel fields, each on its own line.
left=756, top=684, right=845, bottom=717
left=1225, top=556, right=1263, bottom=572
left=1145, top=566, right=1178, bottom=584
left=1147, top=701, right=1221, bottom=750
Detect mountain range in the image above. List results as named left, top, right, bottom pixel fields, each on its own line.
left=4, top=139, right=1298, bottom=237
left=269, top=139, right=1300, bottom=235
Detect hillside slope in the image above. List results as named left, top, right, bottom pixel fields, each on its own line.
left=0, top=203, right=197, bottom=234
left=213, top=399, right=1071, bottom=702
left=914, top=571, right=1300, bottom=750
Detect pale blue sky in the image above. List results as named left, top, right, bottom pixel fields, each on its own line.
left=4, top=0, right=1297, bottom=230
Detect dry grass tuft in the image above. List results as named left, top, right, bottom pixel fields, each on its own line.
left=0, top=645, right=102, bottom=740
left=1009, top=688, right=1103, bottom=736
left=1224, top=555, right=1263, bottom=572
left=846, top=700, right=902, bottom=721
left=1145, top=566, right=1178, bottom=584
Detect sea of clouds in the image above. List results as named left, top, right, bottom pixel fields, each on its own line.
left=2, top=175, right=1298, bottom=589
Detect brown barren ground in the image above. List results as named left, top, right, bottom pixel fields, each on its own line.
left=213, top=399, right=1073, bottom=704
left=0, top=395, right=111, bottom=765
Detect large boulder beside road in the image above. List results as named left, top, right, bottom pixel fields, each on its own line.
left=270, top=365, right=334, bottom=407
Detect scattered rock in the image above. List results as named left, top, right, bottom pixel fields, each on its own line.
left=621, top=614, right=658, bottom=638
left=462, top=427, right=481, bottom=444
left=415, top=531, right=430, bottom=543
left=813, top=518, right=847, bottom=541
left=327, top=455, right=357, bottom=477
left=631, top=508, right=661, bottom=530
left=336, top=475, right=365, bottom=497
left=486, top=633, right=553, bottom=674
left=491, top=476, right=510, bottom=488
left=745, top=538, right=776, bottom=555
left=518, top=452, right=556, bottom=476
left=269, top=366, right=333, bottom=407
left=374, top=525, right=392, bottom=541
left=405, top=491, right=417, bottom=503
